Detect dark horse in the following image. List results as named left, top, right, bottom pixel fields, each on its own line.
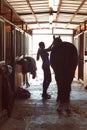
left=50, top=36, right=78, bottom=113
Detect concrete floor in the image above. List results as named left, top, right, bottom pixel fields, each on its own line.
left=0, top=77, right=87, bottom=130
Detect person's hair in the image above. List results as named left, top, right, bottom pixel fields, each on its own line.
left=39, top=42, right=45, bottom=48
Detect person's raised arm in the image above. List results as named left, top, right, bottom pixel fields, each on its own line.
left=45, top=35, right=56, bottom=52
left=45, top=43, right=54, bottom=52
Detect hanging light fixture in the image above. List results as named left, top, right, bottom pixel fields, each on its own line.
left=49, top=7, right=53, bottom=24
left=49, top=0, right=53, bottom=24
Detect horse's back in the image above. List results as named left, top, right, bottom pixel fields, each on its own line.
left=50, top=41, right=78, bottom=76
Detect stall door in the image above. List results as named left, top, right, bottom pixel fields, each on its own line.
left=78, top=33, right=84, bottom=80
left=84, top=31, right=87, bottom=86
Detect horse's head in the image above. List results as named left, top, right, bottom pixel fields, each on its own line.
left=53, top=35, right=62, bottom=45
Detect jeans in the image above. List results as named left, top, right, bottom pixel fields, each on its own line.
left=42, top=65, right=51, bottom=95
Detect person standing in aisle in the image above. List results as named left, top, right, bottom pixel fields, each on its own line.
left=36, top=41, right=53, bottom=99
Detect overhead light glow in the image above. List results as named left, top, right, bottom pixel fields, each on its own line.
left=49, top=0, right=60, bottom=11
left=49, top=0, right=53, bottom=7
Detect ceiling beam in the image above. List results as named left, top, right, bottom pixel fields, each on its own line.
left=26, top=21, right=80, bottom=25
left=55, top=0, right=62, bottom=21
left=18, top=11, right=87, bottom=16
left=65, top=0, right=86, bottom=28
left=26, top=0, right=40, bottom=28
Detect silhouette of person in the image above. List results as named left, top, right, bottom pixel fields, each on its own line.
left=36, top=42, right=53, bottom=99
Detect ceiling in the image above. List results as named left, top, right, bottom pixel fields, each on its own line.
left=5, top=0, right=87, bottom=30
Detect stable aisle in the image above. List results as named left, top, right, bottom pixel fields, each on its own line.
left=0, top=79, right=87, bottom=130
